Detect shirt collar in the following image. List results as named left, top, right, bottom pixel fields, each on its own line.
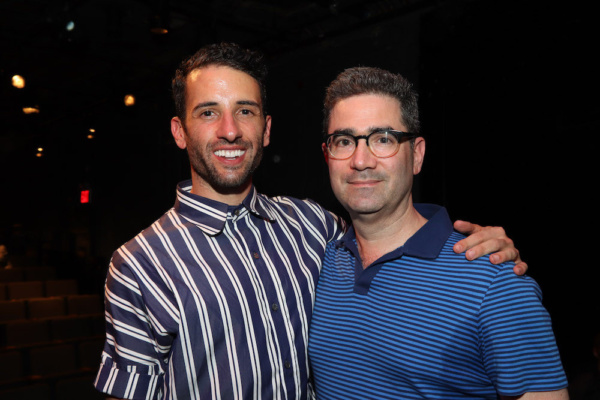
left=336, top=203, right=454, bottom=263
left=174, top=180, right=275, bottom=235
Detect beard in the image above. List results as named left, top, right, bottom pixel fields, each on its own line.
left=187, top=137, right=264, bottom=193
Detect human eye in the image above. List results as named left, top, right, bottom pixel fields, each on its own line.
left=191, top=108, right=217, bottom=120
left=332, top=135, right=354, bottom=147
left=239, top=108, right=255, bottom=116
left=373, top=132, right=398, bottom=146
left=236, top=102, right=261, bottom=118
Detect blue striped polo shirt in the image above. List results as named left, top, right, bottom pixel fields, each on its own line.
left=94, top=180, right=345, bottom=400
left=308, top=204, right=567, bottom=399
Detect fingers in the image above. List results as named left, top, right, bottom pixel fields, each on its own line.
left=453, top=226, right=511, bottom=258
left=453, top=220, right=527, bottom=275
left=461, top=237, right=514, bottom=261
left=453, top=220, right=479, bottom=235
left=512, top=261, right=528, bottom=276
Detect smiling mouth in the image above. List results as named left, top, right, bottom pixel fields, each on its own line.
left=214, top=149, right=246, bottom=159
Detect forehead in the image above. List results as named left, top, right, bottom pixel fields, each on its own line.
left=185, top=65, right=262, bottom=104
left=328, top=94, right=405, bottom=132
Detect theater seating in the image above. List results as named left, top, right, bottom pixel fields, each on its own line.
left=0, top=266, right=105, bottom=398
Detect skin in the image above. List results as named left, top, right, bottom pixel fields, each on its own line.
left=324, top=92, right=567, bottom=399
left=323, top=94, right=426, bottom=266
left=170, top=65, right=271, bottom=205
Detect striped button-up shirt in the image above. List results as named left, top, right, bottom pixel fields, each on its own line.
left=94, top=180, right=345, bottom=400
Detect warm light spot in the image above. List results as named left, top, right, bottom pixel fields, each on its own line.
left=12, top=75, right=25, bottom=89
left=36, top=152, right=43, bottom=158
left=89, top=128, right=96, bottom=133
left=150, top=27, right=168, bottom=34
left=23, top=106, right=40, bottom=114
left=124, top=94, right=135, bottom=106
left=87, top=134, right=94, bottom=139
left=37, top=147, right=43, bottom=152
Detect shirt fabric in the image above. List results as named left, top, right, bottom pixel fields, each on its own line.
left=94, top=180, right=345, bottom=400
left=309, top=204, right=567, bottom=399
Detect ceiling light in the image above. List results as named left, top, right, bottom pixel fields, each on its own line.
left=12, top=75, right=25, bottom=89
left=124, top=94, right=135, bottom=106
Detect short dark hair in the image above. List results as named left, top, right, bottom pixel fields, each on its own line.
left=172, top=42, right=268, bottom=120
left=323, top=66, right=420, bottom=135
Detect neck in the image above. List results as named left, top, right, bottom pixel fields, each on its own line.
left=190, top=174, right=252, bottom=206
left=351, top=199, right=427, bottom=269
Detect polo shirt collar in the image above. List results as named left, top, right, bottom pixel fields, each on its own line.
left=174, top=180, right=275, bottom=236
left=336, top=203, right=454, bottom=264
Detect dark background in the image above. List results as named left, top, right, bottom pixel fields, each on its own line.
left=1, top=0, right=598, bottom=383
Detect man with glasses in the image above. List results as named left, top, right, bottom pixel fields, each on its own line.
left=308, top=66, right=568, bottom=399
left=95, top=43, right=525, bottom=400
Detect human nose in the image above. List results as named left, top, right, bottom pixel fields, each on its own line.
left=349, top=138, right=377, bottom=170
left=217, top=111, right=241, bottom=142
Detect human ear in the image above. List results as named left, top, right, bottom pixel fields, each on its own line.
left=412, top=137, right=426, bottom=175
left=263, top=115, right=272, bottom=147
left=171, top=117, right=187, bottom=149
left=322, top=143, right=330, bottom=164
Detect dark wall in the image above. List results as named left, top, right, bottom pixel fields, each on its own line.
left=259, top=0, right=600, bottom=380
left=2, top=0, right=597, bottom=381
left=417, top=1, right=599, bottom=379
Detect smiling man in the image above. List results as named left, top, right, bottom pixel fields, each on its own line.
left=171, top=65, right=270, bottom=202
left=94, top=44, right=526, bottom=400
left=308, top=67, right=568, bottom=399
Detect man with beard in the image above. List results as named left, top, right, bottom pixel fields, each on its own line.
left=95, top=43, right=524, bottom=400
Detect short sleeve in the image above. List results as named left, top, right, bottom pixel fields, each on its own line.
left=478, top=267, right=567, bottom=396
left=304, top=199, right=347, bottom=243
left=94, top=250, right=172, bottom=399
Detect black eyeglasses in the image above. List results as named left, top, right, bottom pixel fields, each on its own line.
left=324, top=130, right=416, bottom=160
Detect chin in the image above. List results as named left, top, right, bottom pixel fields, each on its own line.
left=345, top=202, right=382, bottom=216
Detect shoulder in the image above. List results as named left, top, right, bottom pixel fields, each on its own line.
left=437, top=231, right=513, bottom=274
left=256, top=193, right=346, bottom=240
left=259, top=193, right=325, bottom=213
left=257, top=193, right=340, bottom=223
left=110, top=208, right=176, bottom=271
left=418, top=230, right=531, bottom=292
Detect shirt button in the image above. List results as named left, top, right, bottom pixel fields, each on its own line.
left=234, top=209, right=240, bottom=216
left=252, top=252, right=260, bottom=259
left=284, top=360, right=291, bottom=369
left=271, top=303, right=279, bottom=311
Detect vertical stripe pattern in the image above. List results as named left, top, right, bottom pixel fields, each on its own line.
left=94, top=180, right=344, bottom=399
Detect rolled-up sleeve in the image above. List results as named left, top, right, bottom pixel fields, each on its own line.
left=95, top=248, right=174, bottom=399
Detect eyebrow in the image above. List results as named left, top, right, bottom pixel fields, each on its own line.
left=329, top=126, right=394, bottom=136
left=237, top=100, right=261, bottom=108
left=191, top=100, right=261, bottom=115
left=191, top=102, right=218, bottom=115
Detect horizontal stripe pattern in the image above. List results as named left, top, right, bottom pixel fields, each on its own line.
left=309, top=205, right=567, bottom=399
left=95, top=180, right=344, bottom=399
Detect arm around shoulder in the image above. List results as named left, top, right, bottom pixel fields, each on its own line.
left=501, top=388, right=569, bottom=399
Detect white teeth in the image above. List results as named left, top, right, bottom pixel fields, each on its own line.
left=214, top=149, right=245, bottom=158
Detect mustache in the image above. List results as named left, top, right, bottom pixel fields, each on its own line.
left=209, top=138, right=254, bottom=149
left=345, top=171, right=386, bottom=183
